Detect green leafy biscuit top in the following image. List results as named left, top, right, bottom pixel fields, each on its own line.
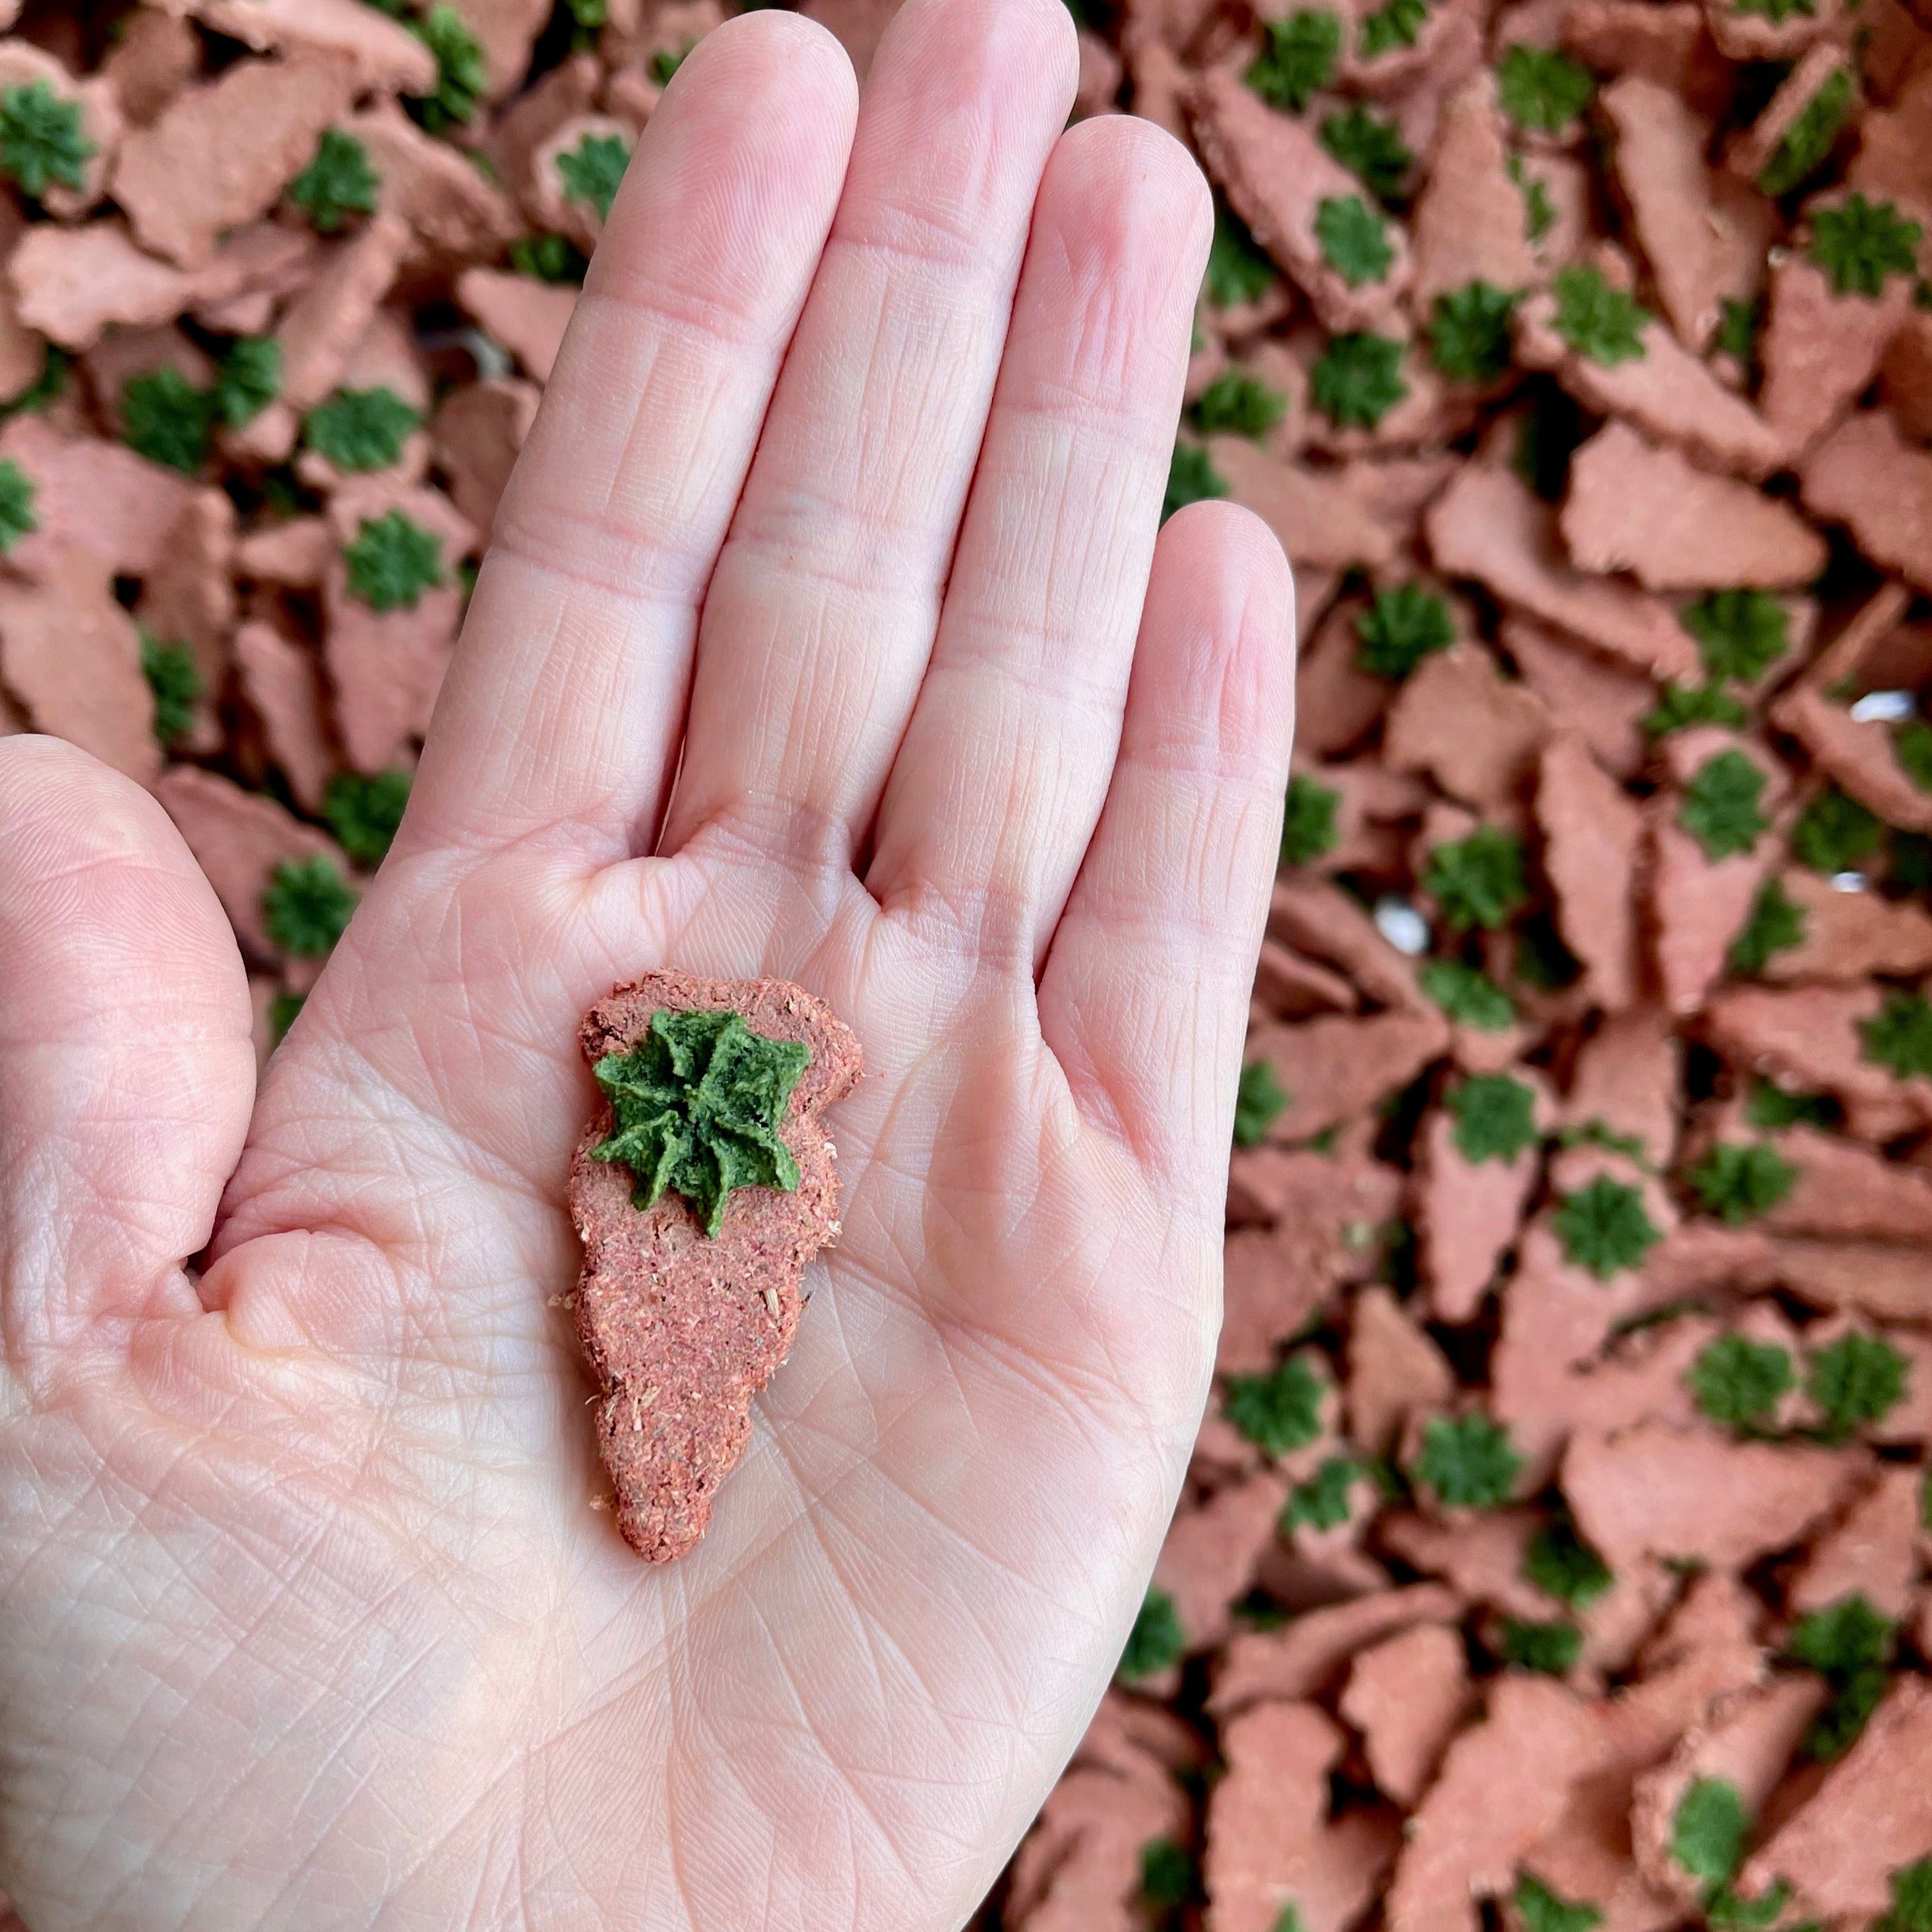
left=1309, top=331, right=1409, bottom=428
left=557, top=130, right=633, bottom=222
left=1497, top=1617, right=1583, bottom=1675
left=0, top=455, right=38, bottom=553
left=323, top=768, right=412, bottom=869
left=1645, top=683, right=1750, bottom=739
left=1514, top=1872, right=1603, bottom=1932
left=1683, top=590, right=1788, bottom=686
left=1807, top=1331, right=1908, bottom=1441
left=1861, top=991, right=1932, bottom=1081
left=1118, top=1584, right=1187, bottom=1680
left=591, top=1008, right=811, bottom=1236
left=1423, top=826, right=1528, bottom=931
left=1792, top=785, right=1883, bottom=873
left=1879, top=1857, right=1932, bottom=1932
left=140, top=633, right=203, bottom=749
left=1551, top=265, right=1650, bottom=365
left=0, top=80, right=94, bottom=201
left=1285, top=1454, right=1360, bottom=1530
left=214, top=337, right=282, bottom=431
left=1413, top=1413, right=1522, bottom=1508
left=290, top=128, right=381, bottom=233
left=1429, top=282, right=1517, bottom=385
left=1734, top=0, right=1814, bottom=18
left=1555, top=1175, right=1661, bottom=1278
left=1233, top=1059, right=1290, bottom=1146
left=1319, top=105, right=1412, bottom=201
left=1206, top=202, right=1278, bottom=307
left=1759, top=66, right=1854, bottom=199
left=1357, top=0, right=1428, bottom=58
left=1355, top=582, right=1454, bottom=678
left=1523, top=1514, right=1613, bottom=1609
left=1164, top=442, right=1228, bottom=522
left=1245, top=10, right=1341, bottom=112
left=1896, top=720, right=1932, bottom=795
left=1689, top=1332, right=1795, bottom=1431
left=1671, top=1778, right=1749, bottom=1892
left=121, top=367, right=214, bottom=476
left=1189, top=369, right=1288, bottom=439
left=261, top=855, right=359, bottom=958
left=344, top=509, right=447, bottom=612
left=1680, top=750, right=1768, bottom=862
left=1789, top=1591, right=1894, bottom=1760
left=1223, top=1354, right=1326, bottom=1456
left=1688, top=1142, right=1795, bottom=1224
left=1809, top=193, right=1923, bottom=297
left=1314, top=195, right=1395, bottom=285
left=409, top=3, right=488, bottom=132
left=1449, top=1073, right=1538, bottom=1164
left=1281, top=772, right=1341, bottom=868
left=305, top=387, right=422, bottom=473
left=1497, top=44, right=1595, bottom=133
left=1419, top=958, right=1516, bottom=1030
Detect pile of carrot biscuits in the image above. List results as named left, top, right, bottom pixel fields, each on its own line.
left=0, top=0, right=1927, bottom=1928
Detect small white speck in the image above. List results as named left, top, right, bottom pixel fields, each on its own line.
left=764, top=1286, right=780, bottom=1317
left=1374, top=897, right=1429, bottom=956
left=1850, top=689, right=1916, bottom=724
left=1831, top=871, right=1867, bottom=893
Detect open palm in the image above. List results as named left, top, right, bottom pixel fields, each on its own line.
left=0, top=1, right=1292, bottom=1923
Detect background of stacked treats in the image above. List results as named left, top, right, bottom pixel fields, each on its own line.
left=1, top=0, right=1931, bottom=1927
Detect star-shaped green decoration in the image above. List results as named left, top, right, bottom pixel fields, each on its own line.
left=590, top=1009, right=811, bottom=1236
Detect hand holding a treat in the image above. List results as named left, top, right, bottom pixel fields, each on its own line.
left=0, top=0, right=1293, bottom=1923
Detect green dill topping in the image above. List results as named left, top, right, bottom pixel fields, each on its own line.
left=1689, top=1332, right=1795, bottom=1431
left=408, top=3, right=487, bottom=132
left=1224, top=1354, right=1326, bottom=1456
left=1895, top=720, right=1932, bottom=794
left=1810, top=193, right=1923, bottom=298
left=1428, top=281, right=1518, bottom=385
left=1644, top=683, right=1751, bottom=738
left=1512, top=158, right=1558, bottom=242
left=213, top=336, right=282, bottom=431
left=1190, top=369, right=1288, bottom=439
left=0, top=456, right=37, bottom=553
left=290, top=128, right=381, bottom=233
left=590, top=1008, right=810, bottom=1235
left=1163, top=441, right=1229, bottom=521
left=1, top=344, right=67, bottom=423
left=0, top=80, right=94, bottom=200
left=323, top=768, right=411, bottom=869
left=1552, top=265, right=1650, bottom=365
left=1790, top=1592, right=1894, bottom=1759
left=1759, top=65, right=1854, bottom=198
left=1245, top=10, right=1342, bottom=111
left=1314, top=194, right=1395, bottom=285
left=1119, top=1584, right=1187, bottom=1679
left=1497, top=44, right=1595, bottom=133
left=1234, top=1059, right=1290, bottom=1147
left=344, top=509, right=447, bottom=612
left=1284, top=1454, right=1361, bottom=1530
left=1683, top=590, right=1789, bottom=685
left=1206, top=201, right=1279, bottom=307
left=557, top=129, right=632, bottom=222
left=1514, top=1872, right=1604, bottom=1932
left=1807, top=1330, right=1908, bottom=1441
left=1670, top=1778, right=1749, bottom=1891
left=1497, top=1617, right=1584, bottom=1675
left=1412, top=1412, right=1522, bottom=1508
left=1716, top=296, right=1761, bottom=372
left=268, top=989, right=305, bottom=1045
left=1860, top=991, right=1932, bottom=1081
left=1734, top=0, right=1814, bottom=18
left=261, top=854, right=359, bottom=958
left=1449, top=1073, right=1539, bottom=1164
left=1687, top=1142, right=1796, bottom=1224
left=1878, top=1857, right=1932, bottom=1932
left=1419, top=958, right=1516, bottom=1030
left=121, top=367, right=213, bottom=476
left=1524, top=1515, right=1613, bottom=1609
left=1680, top=749, right=1769, bottom=861
left=1555, top=1175, right=1662, bottom=1279
left=1309, top=330, right=1409, bottom=428
left=140, top=633, right=202, bottom=748
left=1792, top=785, right=1883, bottom=873
left=304, top=386, right=422, bottom=473
left=1319, top=104, right=1413, bottom=200
left=1358, top=0, right=1428, bottom=58
left=1557, top=1120, right=1648, bottom=1161
left=1423, top=826, right=1529, bottom=931
left=1281, top=772, right=1342, bottom=867
left=1355, top=581, right=1454, bottom=678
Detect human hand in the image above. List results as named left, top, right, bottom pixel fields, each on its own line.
left=0, top=0, right=1293, bottom=1922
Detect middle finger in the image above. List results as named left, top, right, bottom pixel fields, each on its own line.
left=656, top=0, right=1078, bottom=874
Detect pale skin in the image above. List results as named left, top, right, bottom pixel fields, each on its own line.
left=0, top=0, right=1295, bottom=1921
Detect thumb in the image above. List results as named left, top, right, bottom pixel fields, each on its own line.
left=0, top=737, right=254, bottom=1371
